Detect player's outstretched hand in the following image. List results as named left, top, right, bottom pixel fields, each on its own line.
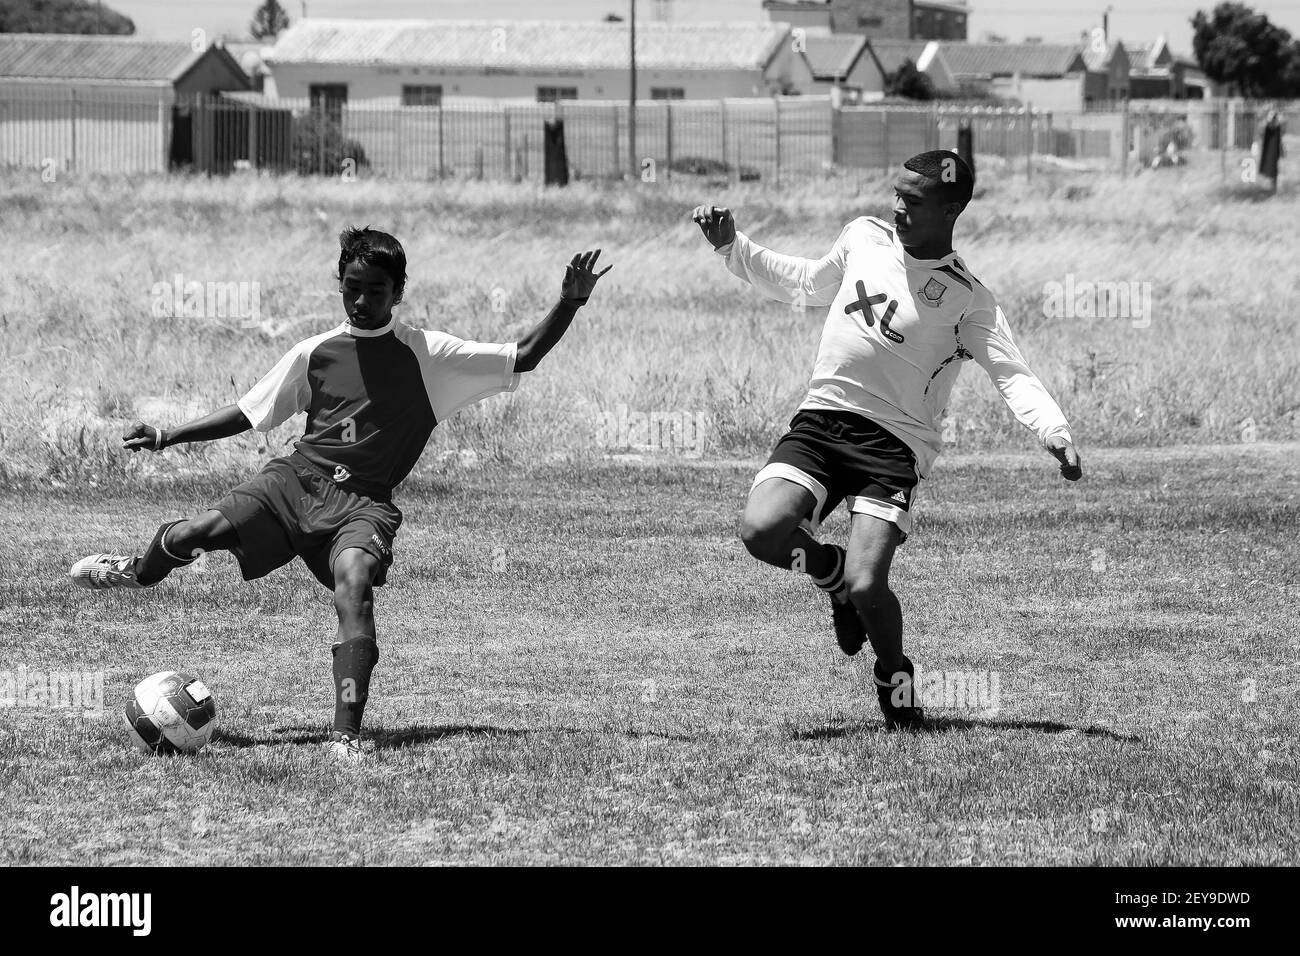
left=561, top=250, right=613, bottom=302
left=122, top=421, right=166, bottom=453
left=691, top=204, right=736, bottom=249
left=1047, top=436, right=1082, bottom=481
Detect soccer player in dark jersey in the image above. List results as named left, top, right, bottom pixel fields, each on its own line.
left=693, top=151, right=1082, bottom=729
left=71, top=228, right=611, bottom=761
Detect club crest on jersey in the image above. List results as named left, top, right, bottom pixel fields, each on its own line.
left=919, top=277, right=947, bottom=307
left=332, top=465, right=352, bottom=483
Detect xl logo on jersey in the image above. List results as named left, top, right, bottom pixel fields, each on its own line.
left=844, top=280, right=905, bottom=343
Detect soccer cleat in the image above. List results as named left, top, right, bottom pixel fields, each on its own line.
left=831, top=595, right=867, bottom=656
left=69, top=553, right=155, bottom=591
left=323, top=731, right=365, bottom=763
left=873, top=657, right=926, bottom=731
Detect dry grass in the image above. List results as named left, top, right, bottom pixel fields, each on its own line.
left=0, top=157, right=1295, bottom=489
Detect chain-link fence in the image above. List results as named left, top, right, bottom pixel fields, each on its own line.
left=1, top=88, right=1295, bottom=183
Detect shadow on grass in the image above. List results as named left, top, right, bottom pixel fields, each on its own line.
left=790, top=715, right=1140, bottom=742
left=213, top=723, right=694, bottom=749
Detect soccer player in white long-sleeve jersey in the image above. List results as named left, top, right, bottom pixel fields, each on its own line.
left=693, top=150, right=1082, bottom=729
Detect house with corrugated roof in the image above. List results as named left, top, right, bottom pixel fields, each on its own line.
left=1081, top=39, right=1130, bottom=102
left=794, top=32, right=877, bottom=99
left=0, top=34, right=250, bottom=173
left=866, top=38, right=955, bottom=94
left=0, top=33, right=249, bottom=99
left=263, top=18, right=801, bottom=104
left=1127, top=36, right=1207, bottom=99
left=937, top=42, right=1090, bottom=110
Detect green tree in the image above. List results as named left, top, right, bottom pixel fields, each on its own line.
left=1190, top=2, right=1295, bottom=97
left=249, top=0, right=290, bottom=42
left=887, top=60, right=936, bottom=101
left=0, top=0, right=134, bottom=34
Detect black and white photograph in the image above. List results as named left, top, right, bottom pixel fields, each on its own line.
left=0, top=0, right=1294, bottom=919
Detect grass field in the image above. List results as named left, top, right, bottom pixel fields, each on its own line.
left=0, top=164, right=1297, bottom=866
left=1, top=442, right=1296, bottom=865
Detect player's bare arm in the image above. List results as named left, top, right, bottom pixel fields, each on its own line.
left=122, top=404, right=252, bottom=453
left=514, top=249, right=612, bottom=373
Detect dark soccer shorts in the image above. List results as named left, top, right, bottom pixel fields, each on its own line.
left=753, top=409, right=920, bottom=541
left=211, top=453, right=402, bottom=590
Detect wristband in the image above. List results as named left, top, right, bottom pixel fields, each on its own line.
left=154, top=427, right=167, bottom=451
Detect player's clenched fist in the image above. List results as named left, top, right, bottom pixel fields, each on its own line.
left=691, top=205, right=736, bottom=249
left=122, top=421, right=166, bottom=453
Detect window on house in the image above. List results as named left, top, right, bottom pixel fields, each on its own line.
left=309, top=83, right=347, bottom=124
left=402, top=85, right=443, bottom=106
left=858, top=16, right=883, bottom=28
left=650, top=87, right=685, bottom=100
left=537, top=86, right=579, bottom=103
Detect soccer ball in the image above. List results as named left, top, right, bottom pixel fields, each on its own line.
left=123, top=671, right=217, bottom=754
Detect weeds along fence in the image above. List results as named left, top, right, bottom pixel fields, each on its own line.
left=0, top=88, right=1294, bottom=182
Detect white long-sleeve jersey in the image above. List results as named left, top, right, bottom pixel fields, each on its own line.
left=717, top=216, right=1072, bottom=478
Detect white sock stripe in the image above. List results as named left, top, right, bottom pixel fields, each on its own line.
left=811, top=545, right=845, bottom=587
left=159, top=522, right=195, bottom=564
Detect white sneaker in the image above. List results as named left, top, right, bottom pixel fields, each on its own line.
left=69, top=553, right=155, bottom=590
left=323, top=732, right=365, bottom=763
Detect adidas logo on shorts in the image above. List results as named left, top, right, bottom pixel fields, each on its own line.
left=890, top=490, right=908, bottom=505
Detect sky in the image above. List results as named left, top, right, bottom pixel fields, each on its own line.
left=105, top=0, right=1300, bottom=52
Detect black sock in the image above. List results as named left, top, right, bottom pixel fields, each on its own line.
left=873, top=655, right=917, bottom=706
left=811, top=543, right=850, bottom=604
left=332, top=637, right=379, bottom=736
left=134, top=520, right=195, bottom=586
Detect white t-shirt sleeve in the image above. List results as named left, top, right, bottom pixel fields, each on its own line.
left=423, top=332, right=521, bottom=420
left=236, top=343, right=312, bottom=433
left=715, top=222, right=852, bottom=307
left=962, top=305, right=1073, bottom=448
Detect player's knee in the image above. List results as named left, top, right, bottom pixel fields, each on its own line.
left=845, top=571, right=889, bottom=608
left=173, top=511, right=228, bottom=552
left=740, top=513, right=787, bottom=563
left=332, top=554, right=377, bottom=610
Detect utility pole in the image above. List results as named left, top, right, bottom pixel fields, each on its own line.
left=630, top=0, right=638, bottom=179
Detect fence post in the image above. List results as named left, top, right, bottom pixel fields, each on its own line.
left=612, top=104, right=620, bottom=178
left=69, top=88, right=77, bottom=172
left=1219, top=99, right=1227, bottom=182
left=1120, top=97, right=1130, bottom=178
left=720, top=98, right=730, bottom=182
left=774, top=97, right=781, bottom=186
left=437, top=103, right=445, bottom=179
left=503, top=107, right=512, bottom=180
left=881, top=109, right=890, bottom=175
left=1025, top=104, right=1032, bottom=180
left=665, top=99, right=673, bottom=180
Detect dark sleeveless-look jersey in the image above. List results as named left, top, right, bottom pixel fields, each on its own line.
left=236, top=316, right=518, bottom=499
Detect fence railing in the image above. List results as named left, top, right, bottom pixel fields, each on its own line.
left=0, top=89, right=1294, bottom=182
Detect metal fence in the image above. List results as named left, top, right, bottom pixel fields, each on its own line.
left=1, top=88, right=1295, bottom=183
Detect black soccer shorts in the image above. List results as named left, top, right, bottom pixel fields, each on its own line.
left=753, top=409, right=920, bottom=542
left=211, top=452, right=402, bottom=590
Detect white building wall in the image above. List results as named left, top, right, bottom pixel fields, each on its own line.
left=267, top=63, right=788, bottom=102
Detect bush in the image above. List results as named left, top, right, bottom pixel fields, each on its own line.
left=291, top=111, right=370, bottom=176
left=668, top=156, right=761, bottom=181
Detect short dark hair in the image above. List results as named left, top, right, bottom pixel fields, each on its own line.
left=904, top=150, right=975, bottom=209
left=337, top=226, right=407, bottom=304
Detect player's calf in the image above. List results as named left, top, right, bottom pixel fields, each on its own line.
left=330, top=549, right=381, bottom=740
